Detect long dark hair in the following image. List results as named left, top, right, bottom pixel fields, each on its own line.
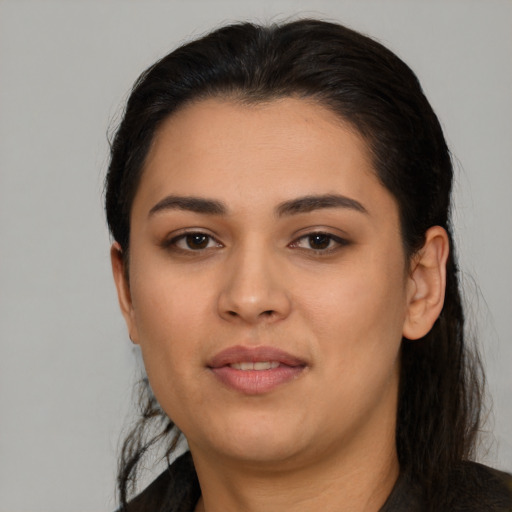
left=105, top=19, right=484, bottom=510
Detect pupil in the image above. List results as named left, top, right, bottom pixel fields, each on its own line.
left=309, top=234, right=330, bottom=249
left=186, top=234, right=208, bottom=249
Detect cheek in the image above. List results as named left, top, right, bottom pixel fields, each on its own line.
left=296, top=258, right=406, bottom=429
left=298, top=251, right=408, bottom=367
left=129, top=265, right=215, bottom=400
left=131, top=255, right=214, bottom=338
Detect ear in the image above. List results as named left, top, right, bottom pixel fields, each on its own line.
left=110, top=242, right=140, bottom=344
left=402, top=226, right=449, bottom=340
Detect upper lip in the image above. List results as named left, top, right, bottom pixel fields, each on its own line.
left=207, top=345, right=307, bottom=369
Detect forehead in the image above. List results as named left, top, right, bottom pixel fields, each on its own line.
left=148, top=96, right=369, bottom=163
left=134, top=97, right=395, bottom=220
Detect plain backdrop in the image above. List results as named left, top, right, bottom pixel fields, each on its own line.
left=0, top=1, right=511, bottom=510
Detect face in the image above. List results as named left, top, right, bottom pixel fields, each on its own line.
left=114, top=97, right=416, bottom=470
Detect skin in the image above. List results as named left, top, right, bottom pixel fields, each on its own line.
left=112, top=97, right=448, bottom=512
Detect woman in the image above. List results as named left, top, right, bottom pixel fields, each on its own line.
left=105, top=19, right=512, bottom=511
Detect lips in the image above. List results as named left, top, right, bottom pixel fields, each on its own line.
left=207, top=345, right=307, bottom=395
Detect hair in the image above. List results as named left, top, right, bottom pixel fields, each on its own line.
left=105, top=19, right=484, bottom=510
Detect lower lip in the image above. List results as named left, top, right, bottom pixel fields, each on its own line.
left=210, top=365, right=305, bottom=395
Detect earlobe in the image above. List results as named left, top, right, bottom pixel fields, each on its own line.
left=402, top=226, right=449, bottom=340
left=110, top=242, right=140, bottom=344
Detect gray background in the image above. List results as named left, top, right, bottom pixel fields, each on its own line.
left=0, top=1, right=510, bottom=510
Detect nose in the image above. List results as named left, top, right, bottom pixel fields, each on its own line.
left=217, top=244, right=292, bottom=324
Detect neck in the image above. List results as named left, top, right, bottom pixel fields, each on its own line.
left=191, top=426, right=399, bottom=512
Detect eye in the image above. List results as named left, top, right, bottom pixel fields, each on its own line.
left=290, top=232, right=348, bottom=253
left=166, top=232, right=223, bottom=252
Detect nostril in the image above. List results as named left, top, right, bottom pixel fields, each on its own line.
left=226, top=309, right=274, bottom=318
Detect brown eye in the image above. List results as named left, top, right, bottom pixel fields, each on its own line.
left=290, top=231, right=348, bottom=254
left=185, top=233, right=210, bottom=250
left=308, top=234, right=331, bottom=250
left=166, top=231, right=222, bottom=252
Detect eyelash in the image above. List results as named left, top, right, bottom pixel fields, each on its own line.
left=289, top=232, right=349, bottom=254
left=163, top=232, right=223, bottom=253
left=162, top=231, right=349, bottom=255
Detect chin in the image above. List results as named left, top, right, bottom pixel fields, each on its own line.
left=217, top=438, right=306, bottom=467
left=194, top=413, right=311, bottom=466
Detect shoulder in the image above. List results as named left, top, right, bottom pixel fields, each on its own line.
left=124, top=452, right=200, bottom=512
left=445, top=461, right=512, bottom=511
left=382, top=462, right=512, bottom=512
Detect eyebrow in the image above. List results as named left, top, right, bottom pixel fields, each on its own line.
left=276, top=194, right=367, bottom=216
left=148, top=193, right=367, bottom=218
left=149, top=195, right=227, bottom=216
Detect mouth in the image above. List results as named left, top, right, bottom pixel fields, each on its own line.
left=207, top=345, right=307, bottom=395
left=229, top=361, right=281, bottom=370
